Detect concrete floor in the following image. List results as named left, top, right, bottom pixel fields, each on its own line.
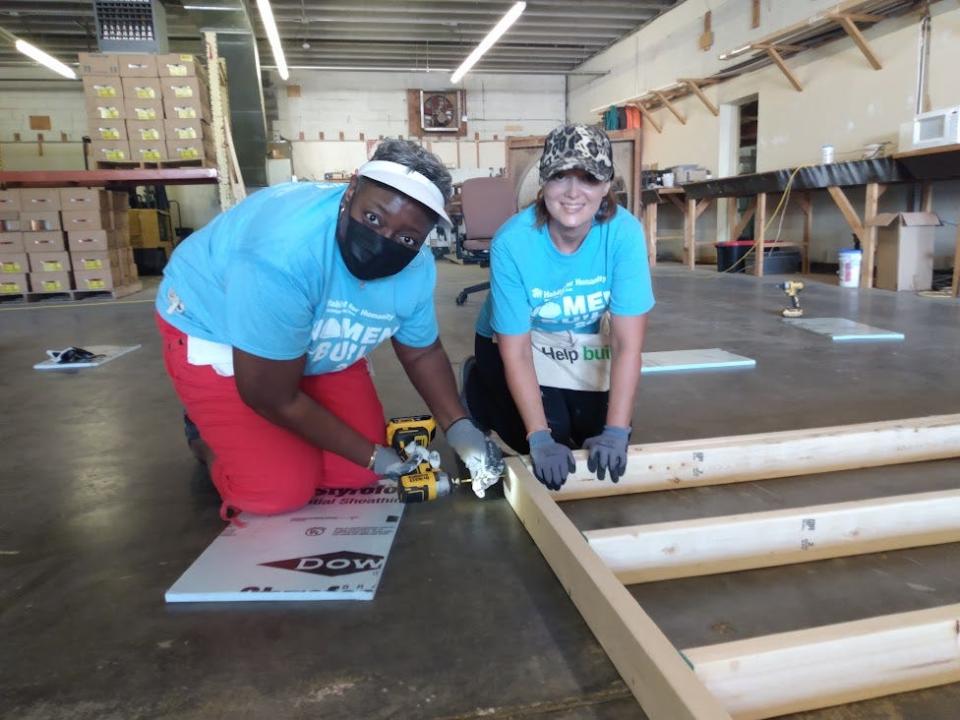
left=1, top=262, right=959, bottom=720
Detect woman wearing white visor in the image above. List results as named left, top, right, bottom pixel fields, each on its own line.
left=156, top=140, right=503, bottom=519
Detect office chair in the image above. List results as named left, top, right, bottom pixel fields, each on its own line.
left=454, top=176, right=517, bottom=306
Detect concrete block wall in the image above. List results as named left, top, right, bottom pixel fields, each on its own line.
left=271, top=69, right=565, bottom=182
left=0, top=73, right=86, bottom=171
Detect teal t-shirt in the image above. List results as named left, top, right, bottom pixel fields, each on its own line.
left=156, top=182, right=439, bottom=374
left=475, top=205, right=654, bottom=337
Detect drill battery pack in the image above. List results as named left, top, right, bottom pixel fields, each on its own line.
left=386, top=414, right=437, bottom=458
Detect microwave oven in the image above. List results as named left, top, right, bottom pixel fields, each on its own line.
left=900, top=106, right=960, bottom=151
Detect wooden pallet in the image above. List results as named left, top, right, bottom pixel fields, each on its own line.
left=504, top=414, right=960, bottom=720
left=73, top=280, right=143, bottom=300
left=94, top=159, right=210, bottom=170
left=0, top=281, right=143, bottom=304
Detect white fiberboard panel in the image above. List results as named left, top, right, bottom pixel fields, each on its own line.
left=166, top=484, right=404, bottom=602
left=641, top=348, right=756, bottom=374
left=784, top=318, right=904, bottom=342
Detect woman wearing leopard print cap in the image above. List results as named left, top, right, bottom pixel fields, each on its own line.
left=462, top=124, right=654, bottom=492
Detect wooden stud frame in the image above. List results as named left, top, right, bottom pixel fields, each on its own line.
left=504, top=414, right=960, bottom=720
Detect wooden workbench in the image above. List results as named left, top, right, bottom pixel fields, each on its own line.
left=646, top=150, right=960, bottom=295
left=641, top=186, right=807, bottom=274
left=672, top=159, right=908, bottom=283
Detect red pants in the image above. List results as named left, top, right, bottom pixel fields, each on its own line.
left=157, top=314, right=386, bottom=516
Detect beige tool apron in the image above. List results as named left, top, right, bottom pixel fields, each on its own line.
left=530, top=316, right=612, bottom=392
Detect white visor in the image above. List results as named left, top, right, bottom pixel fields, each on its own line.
left=357, top=160, right=452, bottom=229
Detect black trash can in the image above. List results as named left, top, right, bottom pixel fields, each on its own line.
left=715, top=241, right=754, bottom=273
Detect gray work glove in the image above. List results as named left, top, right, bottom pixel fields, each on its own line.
left=446, top=418, right=505, bottom=498
left=584, top=425, right=630, bottom=483
left=372, top=445, right=422, bottom=479
left=528, top=430, right=575, bottom=491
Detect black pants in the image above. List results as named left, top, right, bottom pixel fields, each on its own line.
left=467, top=334, right=609, bottom=454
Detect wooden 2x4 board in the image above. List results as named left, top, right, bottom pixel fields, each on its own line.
left=504, top=414, right=960, bottom=719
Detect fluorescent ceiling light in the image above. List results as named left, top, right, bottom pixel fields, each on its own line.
left=256, top=0, right=289, bottom=80
left=719, top=44, right=752, bottom=60
left=451, top=1, right=526, bottom=84
left=15, top=38, right=77, bottom=79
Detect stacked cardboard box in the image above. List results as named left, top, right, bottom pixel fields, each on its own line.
left=62, top=187, right=138, bottom=291
left=0, top=189, right=28, bottom=295
left=80, top=52, right=215, bottom=166
left=0, top=188, right=137, bottom=295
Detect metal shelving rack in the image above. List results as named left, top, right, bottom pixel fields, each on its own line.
left=0, top=35, right=244, bottom=213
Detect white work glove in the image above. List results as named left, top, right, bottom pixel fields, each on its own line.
left=445, top=418, right=505, bottom=498
left=372, top=445, right=423, bottom=479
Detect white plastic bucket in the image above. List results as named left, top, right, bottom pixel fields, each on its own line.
left=838, top=249, right=862, bottom=288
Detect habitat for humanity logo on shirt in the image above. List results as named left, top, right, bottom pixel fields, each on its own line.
left=309, top=299, right=397, bottom=370
left=530, top=274, right=610, bottom=328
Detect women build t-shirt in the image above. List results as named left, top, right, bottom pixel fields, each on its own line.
left=475, top=205, right=655, bottom=338
left=156, top=182, right=439, bottom=375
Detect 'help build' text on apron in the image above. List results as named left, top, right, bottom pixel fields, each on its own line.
left=530, top=321, right=612, bottom=391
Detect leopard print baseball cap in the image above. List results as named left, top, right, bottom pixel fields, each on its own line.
left=539, top=124, right=614, bottom=183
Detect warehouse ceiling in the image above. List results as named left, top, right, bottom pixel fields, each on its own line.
left=0, top=0, right=682, bottom=75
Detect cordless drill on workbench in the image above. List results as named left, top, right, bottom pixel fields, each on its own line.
left=386, top=414, right=463, bottom=503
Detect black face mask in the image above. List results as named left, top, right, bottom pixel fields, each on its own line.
left=336, top=213, right=419, bottom=281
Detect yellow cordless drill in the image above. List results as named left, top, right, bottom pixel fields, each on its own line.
left=778, top=280, right=805, bottom=318
left=386, top=415, right=462, bottom=503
